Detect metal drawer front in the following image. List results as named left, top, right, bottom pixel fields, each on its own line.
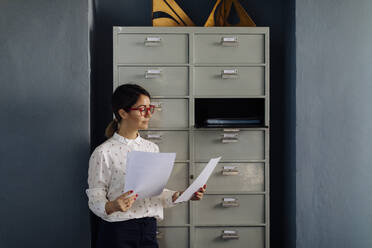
left=140, top=131, right=189, bottom=161
left=194, top=34, right=265, bottom=64
left=157, top=227, right=188, bottom=248
left=194, top=162, right=264, bottom=192
left=161, top=163, right=189, bottom=225
left=194, top=194, right=265, bottom=225
left=166, top=163, right=188, bottom=191
left=149, top=99, right=188, bottom=128
left=194, top=130, right=264, bottom=161
left=162, top=204, right=188, bottom=226
left=116, top=34, right=188, bottom=64
left=194, top=66, right=265, bottom=96
left=195, top=227, right=265, bottom=248
left=117, top=67, right=188, bottom=96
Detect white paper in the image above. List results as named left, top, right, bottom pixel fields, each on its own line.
left=124, top=151, right=176, bottom=200
left=175, top=156, right=221, bottom=203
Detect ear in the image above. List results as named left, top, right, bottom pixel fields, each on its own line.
left=118, top=109, right=129, bottom=120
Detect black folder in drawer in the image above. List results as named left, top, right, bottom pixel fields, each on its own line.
left=195, top=98, right=265, bottom=128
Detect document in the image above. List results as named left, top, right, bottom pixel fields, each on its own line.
left=175, top=156, right=221, bottom=203
left=124, top=151, right=176, bottom=200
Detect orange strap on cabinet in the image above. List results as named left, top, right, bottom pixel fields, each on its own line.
left=153, top=0, right=255, bottom=27
left=152, top=0, right=195, bottom=26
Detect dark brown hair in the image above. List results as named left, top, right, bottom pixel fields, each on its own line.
left=105, top=83, right=151, bottom=138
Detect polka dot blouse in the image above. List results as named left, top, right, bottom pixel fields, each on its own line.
left=86, top=132, right=178, bottom=222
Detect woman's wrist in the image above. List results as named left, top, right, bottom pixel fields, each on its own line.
left=172, top=191, right=184, bottom=203
left=105, top=200, right=118, bottom=215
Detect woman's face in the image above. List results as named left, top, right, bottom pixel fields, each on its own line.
left=122, top=94, right=152, bottom=130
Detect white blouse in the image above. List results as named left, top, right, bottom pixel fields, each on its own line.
left=86, top=132, right=178, bottom=222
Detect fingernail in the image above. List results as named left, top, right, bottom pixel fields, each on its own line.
left=134, top=198, right=137, bottom=200
left=203, top=184, right=206, bottom=189
left=136, top=194, right=138, bottom=197
left=130, top=190, right=133, bottom=193
left=200, top=187, right=203, bottom=191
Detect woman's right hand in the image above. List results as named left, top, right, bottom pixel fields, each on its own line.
left=106, top=190, right=137, bottom=215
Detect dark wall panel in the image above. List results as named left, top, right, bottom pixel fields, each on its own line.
left=0, top=0, right=90, bottom=247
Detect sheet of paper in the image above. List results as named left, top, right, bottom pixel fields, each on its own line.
left=124, top=151, right=176, bottom=200
left=175, top=156, right=221, bottom=203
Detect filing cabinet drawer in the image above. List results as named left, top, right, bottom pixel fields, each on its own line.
left=166, top=163, right=188, bottom=191
left=149, top=99, right=188, bottom=128
left=140, top=131, right=189, bottom=161
left=157, top=227, right=188, bottom=248
left=194, top=194, right=265, bottom=225
left=162, top=203, right=188, bottom=226
left=194, top=66, right=265, bottom=96
left=162, top=163, right=189, bottom=225
left=194, top=162, right=264, bottom=192
left=117, top=67, right=188, bottom=96
left=116, top=34, right=188, bottom=64
left=194, top=130, right=265, bottom=161
left=194, top=34, right=265, bottom=64
left=195, top=227, right=265, bottom=248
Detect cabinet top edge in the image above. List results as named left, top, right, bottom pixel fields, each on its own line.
left=113, top=26, right=270, bottom=34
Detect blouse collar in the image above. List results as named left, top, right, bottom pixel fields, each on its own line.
left=112, top=132, right=141, bottom=145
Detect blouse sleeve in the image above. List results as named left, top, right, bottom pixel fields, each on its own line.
left=85, top=149, right=112, bottom=219
left=153, top=143, right=180, bottom=208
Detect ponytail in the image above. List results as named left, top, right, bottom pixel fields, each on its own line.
left=105, top=118, right=119, bottom=138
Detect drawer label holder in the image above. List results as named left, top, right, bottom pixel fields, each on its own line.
left=222, top=197, right=239, bottom=207
left=145, top=37, right=162, bottom=46
left=156, top=231, right=163, bottom=239
left=151, top=102, right=163, bottom=112
left=221, top=36, right=239, bottom=47
left=221, top=230, right=240, bottom=240
left=145, top=69, right=162, bottom=79
left=221, top=129, right=239, bottom=143
left=222, top=166, right=239, bottom=176
left=221, top=69, right=238, bottom=79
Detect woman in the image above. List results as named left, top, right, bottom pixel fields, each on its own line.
left=86, top=84, right=206, bottom=248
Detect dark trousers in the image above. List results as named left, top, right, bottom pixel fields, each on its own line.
left=96, top=217, right=159, bottom=248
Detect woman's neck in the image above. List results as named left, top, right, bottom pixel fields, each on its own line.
left=117, top=127, right=138, bottom=140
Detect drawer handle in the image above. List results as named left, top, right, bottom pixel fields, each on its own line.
left=221, top=230, right=239, bottom=240
left=223, top=128, right=240, bottom=132
left=221, top=69, right=238, bottom=79
left=222, top=197, right=239, bottom=207
left=221, top=166, right=239, bottom=176
left=152, top=102, right=163, bottom=112
left=221, top=137, right=238, bottom=143
left=145, top=69, right=162, bottom=79
left=144, top=37, right=162, bottom=46
left=156, top=231, right=163, bottom=239
left=221, top=36, right=238, bottom=47
left=145, top=133, right=162, bottom=140
left=222, top=133, right=238, bottom=138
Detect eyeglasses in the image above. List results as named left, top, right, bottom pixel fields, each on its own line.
left=129, top=105, right=156, bottom=116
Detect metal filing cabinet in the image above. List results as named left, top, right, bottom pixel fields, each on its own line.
left=113, top=27, right=270, bottom=248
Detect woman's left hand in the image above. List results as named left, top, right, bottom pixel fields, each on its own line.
left=172, top=184, right=207, bottom=202
left=190, top=184, right=206, bottom=201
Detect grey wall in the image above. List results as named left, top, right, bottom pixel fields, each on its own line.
left=296, top=0, right=372, bottom=247
left=0, top=1, right=91, bottom=247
